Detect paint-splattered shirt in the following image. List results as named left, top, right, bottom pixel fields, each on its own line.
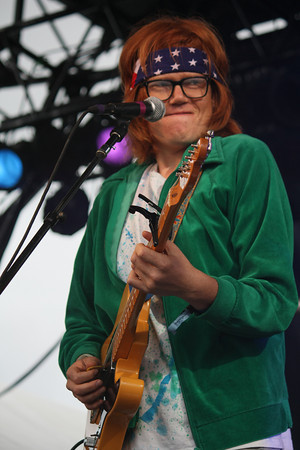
left=117, top=163, right=196, bottom=449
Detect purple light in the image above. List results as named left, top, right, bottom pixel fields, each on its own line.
left=96, top=127, right=132, bottom=166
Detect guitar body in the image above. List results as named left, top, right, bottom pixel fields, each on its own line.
left=95, top=377, right=144, bottom=449
left=84, top=299, right=150, bottom=450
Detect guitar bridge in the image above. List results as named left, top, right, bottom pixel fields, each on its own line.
left=84, top=435, right=98, bottom=448
left=85, top=409, right=107, bottom=448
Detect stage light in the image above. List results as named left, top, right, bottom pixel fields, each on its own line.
left=96, top=127, right=132, bottom=167
left=0, top=148, right=23, bottom=189
left=235, top=18, right=287, bottom=40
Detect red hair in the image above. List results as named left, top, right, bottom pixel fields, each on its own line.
left=119, top=16, right=242, bottom=163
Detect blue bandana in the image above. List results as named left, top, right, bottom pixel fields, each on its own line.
left=131, top=47, right=224, bottom=88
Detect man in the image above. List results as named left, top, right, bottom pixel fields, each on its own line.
left=59, top=16, right=298, bottom=449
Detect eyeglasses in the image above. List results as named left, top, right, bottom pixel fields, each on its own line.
left=141, top=76, right=210, bottom=101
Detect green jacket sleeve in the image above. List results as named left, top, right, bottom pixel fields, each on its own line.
left=58, top=193, right=113, bottom=376
left=58, top=163, right=146, bottom=377
left=199, top=135, right=298, bottom=336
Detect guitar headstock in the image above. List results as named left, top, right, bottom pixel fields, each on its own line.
left=168, top=130, right=213, bottom=206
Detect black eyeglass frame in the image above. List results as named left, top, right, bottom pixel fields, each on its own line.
left=140, top=75, right=211, bottom=101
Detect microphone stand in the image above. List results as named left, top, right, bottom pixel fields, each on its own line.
left=0, top=120, right=129, bottom=294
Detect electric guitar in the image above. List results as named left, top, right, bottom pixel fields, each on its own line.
left=83, top=132, right=213, bottom=450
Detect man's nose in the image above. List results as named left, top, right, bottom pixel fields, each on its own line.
left=169, top=84, right=186, bottom=102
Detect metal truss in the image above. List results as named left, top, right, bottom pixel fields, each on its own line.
left=0, top=0, right=299, bottom=135
left=0, top=0, right=127, bottom=134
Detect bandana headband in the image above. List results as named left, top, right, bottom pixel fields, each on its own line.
left=130, top=47, right=224, bottom=89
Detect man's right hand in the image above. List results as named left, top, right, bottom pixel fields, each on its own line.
left=66, top=356, right=106, bottom=410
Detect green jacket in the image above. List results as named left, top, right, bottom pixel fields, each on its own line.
left=59, top=134, right=298, bottom=449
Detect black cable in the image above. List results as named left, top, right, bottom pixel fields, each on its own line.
left=70, top=438, right=85, bottom=450
left=0, top=337, right=61, bottom=397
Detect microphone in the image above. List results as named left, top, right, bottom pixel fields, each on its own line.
left=89, top=97, right=165, bottom=122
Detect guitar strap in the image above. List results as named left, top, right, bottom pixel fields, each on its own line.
left=138, top=154, right=208, bottom=331
left=167, top=168, right=207, bottom=335
left=170, top=167, right=204, bottom=242
left=170, top=130, right=214, bottom=242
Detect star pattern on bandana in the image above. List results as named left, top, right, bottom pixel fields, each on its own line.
left=171, top=48, right=181, bottom=57
left=132, top=46, right=224, bottom=87
left=171, top=62, right=180, bottom=70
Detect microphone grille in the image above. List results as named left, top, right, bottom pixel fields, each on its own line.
left=145, top=97, right=166, bottom=122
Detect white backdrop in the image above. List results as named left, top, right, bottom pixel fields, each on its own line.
left=0, top=190, right=90, bottom=450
